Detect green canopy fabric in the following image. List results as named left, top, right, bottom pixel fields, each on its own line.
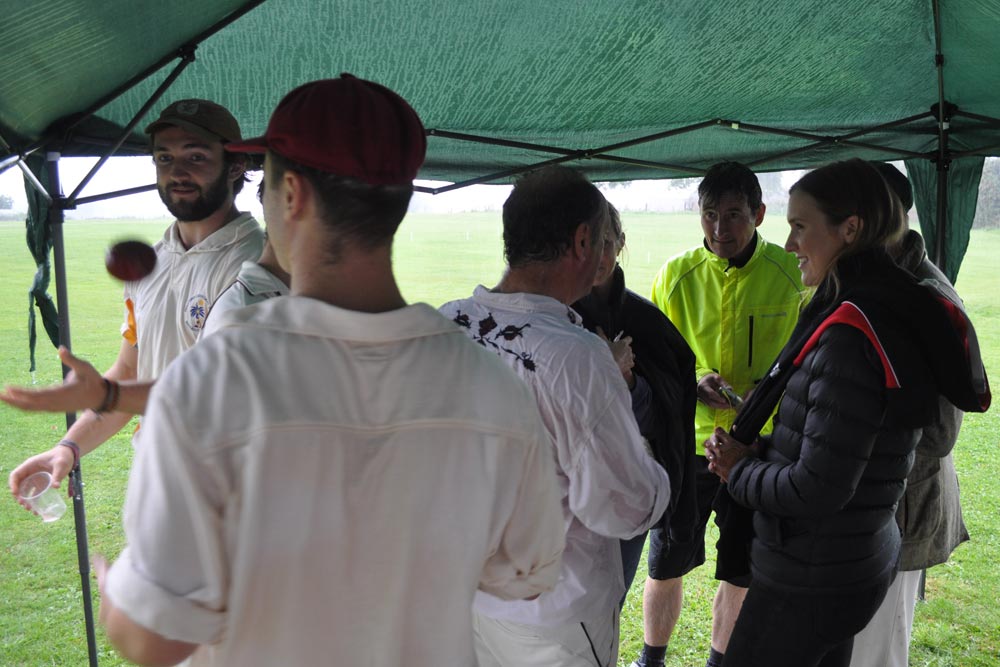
left=4, top=0, right=1000, bottom=180
left=2, top=0, right=999, bottom=354
left=906, top=156, right=985, bottom=283
left=22, top=155, right=60, bottom=371
left=5, top=6, right=998, bottom=661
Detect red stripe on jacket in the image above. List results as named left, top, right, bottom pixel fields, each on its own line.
left=792, top=301, right=901, bottom=389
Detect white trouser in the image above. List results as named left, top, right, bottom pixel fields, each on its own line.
left=849, top=569, right=923, bottom=667
left=472, top=608, right=620, bottom=667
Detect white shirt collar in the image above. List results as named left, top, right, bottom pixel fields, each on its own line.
left=470, top=285, right=585, bottom=328
left=212, top=296, right=457, bottom=343
left=162, top=212, right=260, bottom=253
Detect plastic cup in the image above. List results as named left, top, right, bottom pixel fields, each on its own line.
left=18, top=472, right=67, bottom=522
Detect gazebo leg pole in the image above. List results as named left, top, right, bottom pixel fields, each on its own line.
left=48, top=150, right=100, bottom=667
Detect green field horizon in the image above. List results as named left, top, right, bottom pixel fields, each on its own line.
left=1, top=213, right=997, bottom=666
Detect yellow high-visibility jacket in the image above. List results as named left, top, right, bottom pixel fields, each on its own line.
left=650, top=236, right=807, bottom=454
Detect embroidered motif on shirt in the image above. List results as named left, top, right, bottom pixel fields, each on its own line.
left=453, top=311, right=536, bottom=372
left=185, top=294, right=210, bottom=331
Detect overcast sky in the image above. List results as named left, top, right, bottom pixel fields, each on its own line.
left=0, top=156, right=706, bottom=219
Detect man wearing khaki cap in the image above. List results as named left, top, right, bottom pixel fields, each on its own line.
left=8, top=98, right=263, bottom=507
left=95, top=75, right=565, bottom=667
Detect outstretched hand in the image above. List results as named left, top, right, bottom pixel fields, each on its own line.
left=0, top=346, right=104, bottom=414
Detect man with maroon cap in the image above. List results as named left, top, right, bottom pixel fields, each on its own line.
left=7, top=99, right=263, bottom=509
left=95, top=75, right=565, bottom=667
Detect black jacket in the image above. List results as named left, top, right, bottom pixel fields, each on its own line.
left=726, top=249, right=990, bottom=593
left=573, top=265, right=699, bottom=538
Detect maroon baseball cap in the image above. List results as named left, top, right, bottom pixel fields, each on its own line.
left=225, top=74, right=426, bottom=186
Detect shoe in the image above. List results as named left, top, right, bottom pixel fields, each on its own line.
left=629, top=659, right=664, bottom=667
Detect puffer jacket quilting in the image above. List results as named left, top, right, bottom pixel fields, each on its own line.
left=728, top=324, right=920, bottom=593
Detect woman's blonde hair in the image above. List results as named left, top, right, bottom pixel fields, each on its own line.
left=607, top=201, right=625, bottom=251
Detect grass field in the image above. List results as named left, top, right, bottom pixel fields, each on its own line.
left=1, top=212, right=997, bottom=666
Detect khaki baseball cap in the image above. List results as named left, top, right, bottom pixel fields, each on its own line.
left=144, top=99, right=242, bottom=143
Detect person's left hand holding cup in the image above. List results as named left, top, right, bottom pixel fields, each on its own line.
left=17, top=471, right=67, bottom=522
left=9, top=444, right=77, bottom=511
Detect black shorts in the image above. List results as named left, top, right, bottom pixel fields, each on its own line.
left=647, top=456, right=752, bottom=586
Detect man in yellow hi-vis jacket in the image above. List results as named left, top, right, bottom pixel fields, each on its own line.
left=631, top=162, right=805, bottom=667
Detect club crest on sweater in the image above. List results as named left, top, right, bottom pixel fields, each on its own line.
left=185, top=294, right=210, bottom=332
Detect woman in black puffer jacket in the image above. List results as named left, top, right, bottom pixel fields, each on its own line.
left=704, top=159, right=990, bottom=667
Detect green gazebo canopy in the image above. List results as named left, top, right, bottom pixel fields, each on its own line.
left=2, top=0, right=999, bottom=277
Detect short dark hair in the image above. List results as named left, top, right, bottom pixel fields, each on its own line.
left=267, top=151, right=412, bottom=254
left=698, top=161, right=763, bottom=212
left=502, top=166, right=606, bottom=268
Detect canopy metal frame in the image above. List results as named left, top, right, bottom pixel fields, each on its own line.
left=8, top=0, right=998, bottom=664
left=18, top=106, right=1000, bottom=209
left=9, top=0, right=1000, bottom=211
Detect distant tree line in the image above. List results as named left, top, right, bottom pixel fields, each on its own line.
left=597, top=180, right=633, bottom=190
left=974, top=158, right=1000, bottom=229
left=660, top=171, right=788, bottom=210
left=612, top=161, right=999, bottom=227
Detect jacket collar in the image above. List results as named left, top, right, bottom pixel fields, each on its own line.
left=573, top=264, right=627, bottom=318
left=891, top=229, right=927, bottom=274
left=704, top=232, right=764, bottom=271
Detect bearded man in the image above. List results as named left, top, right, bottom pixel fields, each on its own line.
left=8, top=98, right=263, bottom=497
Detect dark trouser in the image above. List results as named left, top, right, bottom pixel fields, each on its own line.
left=721, top=571, right=894, bottom=667
left=648, top=456, right=752, bottom=586
left=619, top=531, right=647, bottom=607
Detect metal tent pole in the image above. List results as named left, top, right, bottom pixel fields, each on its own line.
left=47, top=150, right=100, bottom=667
left=932, top=0, right=949, bottom=274
left=934, top=139, right=949, bottom=272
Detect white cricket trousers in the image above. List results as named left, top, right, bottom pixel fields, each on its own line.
left=849, top=568, right=923, bottom=667
left=472, top=608, right=620, bottom=667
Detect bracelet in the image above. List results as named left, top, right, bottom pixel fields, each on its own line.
left=96, top=377, right=121, bottom=413
left=58, top=439, right=80, bottom=467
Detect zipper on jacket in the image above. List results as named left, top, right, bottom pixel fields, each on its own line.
left=748, top=315, right=754, bottom=367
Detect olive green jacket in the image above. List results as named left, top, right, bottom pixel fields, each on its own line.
left=894, top=230, right=969, bottom=569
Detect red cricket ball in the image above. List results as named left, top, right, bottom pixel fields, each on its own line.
left=105, top=240, right=157, bottom=282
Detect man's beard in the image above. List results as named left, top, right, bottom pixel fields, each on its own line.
left=159, top=168, right=231, bottom=222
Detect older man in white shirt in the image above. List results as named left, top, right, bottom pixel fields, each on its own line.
left=441, top=165, right=671, bottom=667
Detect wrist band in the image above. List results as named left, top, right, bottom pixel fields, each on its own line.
left=96, top=377, right=121, bottom=413
left=58, top=439, right=80, bottom=467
